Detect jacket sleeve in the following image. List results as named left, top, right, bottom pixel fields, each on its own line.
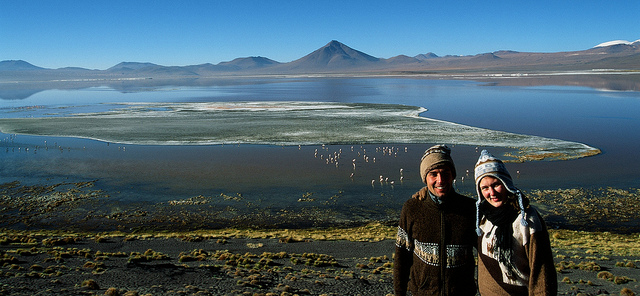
left=526, top=211, right=558, bottom=296
left=394, top=203, right=413, bottom=296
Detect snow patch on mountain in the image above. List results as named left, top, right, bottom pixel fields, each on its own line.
left=594, top=39, right=640, bottom=48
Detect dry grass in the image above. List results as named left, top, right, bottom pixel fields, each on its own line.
left=549, top=229, right=640, bottom=257
left=89, top=221, right=398, bottom=243
left=2, top=224, right=638, bottom=257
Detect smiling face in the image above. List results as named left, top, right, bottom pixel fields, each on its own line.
left=479, top=176, right=508, bottom=208
left=426, top=166, right=454, bottom=199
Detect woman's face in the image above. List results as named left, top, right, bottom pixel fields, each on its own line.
left=479, top=176, right=508, bottom=208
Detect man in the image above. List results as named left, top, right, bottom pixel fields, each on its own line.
left=394, top=145, right=477, bottom=296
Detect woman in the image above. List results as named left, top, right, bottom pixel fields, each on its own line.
left=474, top=150, right=557, bottom=295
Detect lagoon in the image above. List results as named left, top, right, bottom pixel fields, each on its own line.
left=1, top=77, right=639, bottom=229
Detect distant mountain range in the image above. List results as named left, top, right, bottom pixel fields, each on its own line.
left=2, top=39, right=640, bottom=81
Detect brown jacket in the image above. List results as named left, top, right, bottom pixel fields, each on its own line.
left=394, top=187, right=477, bottom=296
left=477, top=207, right=557, bottom=295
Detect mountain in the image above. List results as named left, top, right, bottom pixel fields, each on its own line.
left=2, top=39, right=640, bottom=80
left=102, top=58, right=281, bottom=75
left=414, top=53, right=439, bottom=60
left=107, top=62, right=162, bottom=72
left=279, top=40, right=380, bottom=72
left=471, top=52, right=501, bottom=61
left=0, top=60, right=44, bottom=71
left=587, top=42, right=640, bottom=55
left=594, top=39, right=640, bottom=48
left=385, top=55, right=421, bottom=65
left=106, top=62, right=203, bottom=76
left=216, top=56, right=280, bottom=71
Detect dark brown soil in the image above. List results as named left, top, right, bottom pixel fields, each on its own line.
left=1, top=230, right=639, bottom=296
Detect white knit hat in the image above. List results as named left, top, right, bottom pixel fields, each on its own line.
left=474, top=150, right=528, bottom=235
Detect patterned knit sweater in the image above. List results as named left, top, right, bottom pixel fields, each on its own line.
left=477, top=206, right=558, bottom=295
left=394, top=187, right=477, bottom=296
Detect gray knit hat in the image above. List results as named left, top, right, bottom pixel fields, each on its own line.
left=420, top=145, right=456, bottom=184
left=474, top=150, right=528, bottom=235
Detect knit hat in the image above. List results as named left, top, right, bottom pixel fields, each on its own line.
left=420, top=145, right=456, bottom=184
left=474, top=150, right=528, bottom=235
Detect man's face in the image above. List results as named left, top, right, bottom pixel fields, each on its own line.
left=479, top=176, right=508, bottom=208
left=426, top=166, right=454, bottom=198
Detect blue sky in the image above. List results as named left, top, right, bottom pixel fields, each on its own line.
left=1, top=0, right=639, bottom=70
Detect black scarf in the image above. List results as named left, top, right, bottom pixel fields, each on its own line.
left=480, top=201, right=519, bottom=276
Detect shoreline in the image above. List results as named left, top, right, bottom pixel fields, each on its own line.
left=2, top=180, right=639, bottom=234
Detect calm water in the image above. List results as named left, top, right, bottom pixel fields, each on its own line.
left=1, top=77, right=639, bottom=223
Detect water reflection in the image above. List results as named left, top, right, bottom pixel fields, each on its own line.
left=2, top=74, right=640, bottom=101
left=474, top=73, right=640, bottom=92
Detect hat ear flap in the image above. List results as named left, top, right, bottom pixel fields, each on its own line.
left=475, top=198, right=483, bottom=236
left=517, top=190, right=529, bottom=227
